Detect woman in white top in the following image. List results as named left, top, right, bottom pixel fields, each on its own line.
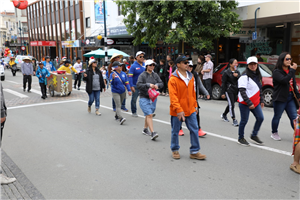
left=100, top=66, right=107, bottom=85
left=73, top=57, right=83, bottom=90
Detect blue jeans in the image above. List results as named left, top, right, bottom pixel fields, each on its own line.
left=238, top=103, right=264, bottom=140
left=131, top=86, right=140, bottom=114
left=88, top=90, right=101, bottom=109
left=170, top=112, right=200, bottom=154
left=112, top=98, right=126, bottom=110
left=272, top=93, right=297, bottom=133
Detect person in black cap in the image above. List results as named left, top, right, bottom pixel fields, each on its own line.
left=57, top=59, right=78, bottom=74
left=110, top=61, right=132, bottom=125
left=168, top=55, right=206, bottom=160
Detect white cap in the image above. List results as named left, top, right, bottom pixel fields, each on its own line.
left=188, top=60, right=193, bottom=66
left=145, top=59, right=156, bottom=66
left=136, top=51, right=145, bottom=57
left=247, top=56, right=258, bottom=64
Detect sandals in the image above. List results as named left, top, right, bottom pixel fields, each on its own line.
left=290, top=164, right=300, bottom=174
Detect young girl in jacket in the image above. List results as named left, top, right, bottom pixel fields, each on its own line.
left=221, top=58, right=240, bottom=127
left=237, top=56, right=264, bottom=146
left=271, top=52, right=299, bottom=141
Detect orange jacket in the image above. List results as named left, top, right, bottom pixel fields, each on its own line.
left=168, top=70, right=197, bottom=117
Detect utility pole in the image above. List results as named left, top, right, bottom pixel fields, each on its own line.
left=18, top=20, right=22, bottom=55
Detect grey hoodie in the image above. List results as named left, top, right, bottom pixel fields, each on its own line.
left=136, top=71, right=163, bottom=99
left=1, top=82, right=7, bottom=118
left=21, top=62, right=33, bottom=75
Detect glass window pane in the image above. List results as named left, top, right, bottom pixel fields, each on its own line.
left=65, top=21, right=69, bottom=40
left=61, top=22, right=65, bottom=40
left=57, top=23, right=60, bottom=40
left=70, top=0, right=73, bottom=7
left=76, top=18, right=80, bottom=39
left=53, top=24, right=56, bottom=40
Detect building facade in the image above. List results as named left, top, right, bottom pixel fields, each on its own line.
left=14, top=7, right=29, bottom=55
left=0, top=11, right=18, bottom=54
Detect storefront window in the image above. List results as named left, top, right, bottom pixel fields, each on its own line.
left=45, top=27, right=48, bottom=40
left=76, top=18, right=81, bottom=39
left=65, top=21, right=69, bottom=40
left=61, top=22, right=65, bottom=40
left=57, top=23, right=60, bottom=40
left=53, top=24, right=56, bottom=40
left=49, top=25, right=52, bottom=40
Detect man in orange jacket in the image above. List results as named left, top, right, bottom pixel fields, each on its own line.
left=168, top=55, right=206, bottom=160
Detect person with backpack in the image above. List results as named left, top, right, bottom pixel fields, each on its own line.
left=221, top=58, right=240, bottom=127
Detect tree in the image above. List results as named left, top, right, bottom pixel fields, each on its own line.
left=116, top=1, right=242, bottom=50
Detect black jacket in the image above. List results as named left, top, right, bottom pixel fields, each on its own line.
left=83, top=66, right=105, bottom=94
left=221, top=68, right=240, bottom=95
left=272, top=68, right=300, bottom=102
left=155, top=64, right=168, bottom=78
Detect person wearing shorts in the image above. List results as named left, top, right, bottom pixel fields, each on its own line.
left=136, top=60, right=163, bottom=140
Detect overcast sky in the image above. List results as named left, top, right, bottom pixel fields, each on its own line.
left=0, top=0, right=281, bottom=12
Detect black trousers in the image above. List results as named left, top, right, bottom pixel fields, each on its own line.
left=39, top=83, right=47, bottom=97
left=0, top=122, right=5, bottom=174
left=223, top=92, right=237, bottom=119
left=74, top=73, right=82, bottom=88
left=23, top=75, right=32, bottom=91
left=203, top=79, right=212, bottom=96
left=159, top=76, right=167, bottom=93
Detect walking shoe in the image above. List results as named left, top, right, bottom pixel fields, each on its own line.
left=74, top=86, right=76, bottom=89
left=23, top=88, right=25, bottom=92
left=250, top=135, right=264, bottom=145
left=0, top=174, right=16, bottom=185
left=120, top=118, right=126, bottom=125
left=151, top=132, right=158, bottom=140
left=41, top=96, right=45, bottom=99
left=27, top=90, right=31, bottom=93
left=132, top=113, right=138, bottom=118
left=221, top=114, right=229, bottom=122
left=179, top=130, right=184, bottom=136
left=232, top=119, right=239, bottom=127
left=172, top=151, right=180, bottom=159
left=190, top=152, right=206, bottom=160
left=271, top=132, right=281, bottom=141
left=161, top=92, right=166, bottom=96
left=88, top=106, right=91, bottom=113
left=45, top=95, right=48, bottom=98
left=95, top=110, right=101, bottom=116
left=78, top=88, right=80, bottom=90
left=122, top=108, right=129, bottom=112
left=237, top=138, right=250, bottom=146
left=152, top=113, right=156, bottom=118
left=115, top=115, right=119, bottom=120
left=142, top=128, right=151, bottom=136
left=198, top=129, right=206, bottom=137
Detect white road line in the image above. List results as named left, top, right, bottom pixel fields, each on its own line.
left=7, top=99, right=81, bottom=110
left=7, top=98, right=293, bottom=157
left=78, top=100, right=292, bottom=156
left=3, top=89, right=29, bottom=98
left=5, top=80, right=18, bottom=84
left=19, top=87, right=41, bottom=95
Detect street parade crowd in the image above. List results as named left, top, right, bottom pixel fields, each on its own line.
left=1, top=50, right=300, bottom=185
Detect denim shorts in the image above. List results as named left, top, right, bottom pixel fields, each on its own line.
left=139, top=98, right=157, bottom=116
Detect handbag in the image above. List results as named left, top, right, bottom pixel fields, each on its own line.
left=290, top=83, right=300, bottom=109
left=148, top=88, right=159, bottom=102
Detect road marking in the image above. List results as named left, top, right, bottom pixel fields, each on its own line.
left=3, top=89, right=29, bottom=98
left=7, top=99, right=81, bottom=110
left=19, top=87, right=41, bottom=95
left=6, top=99, right=293, bottom=157
left=77, top=100, right=292, bottom=157
left=5, top=80, right=18, bottom=84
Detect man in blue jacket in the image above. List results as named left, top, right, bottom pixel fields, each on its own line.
left=36, top=62, right=50, bottom=99
left=129, top=51, right=145, bottom=117
left=42, top=56, right=56, bottom=72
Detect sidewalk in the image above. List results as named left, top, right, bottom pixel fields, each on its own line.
left=1, top=150, right=45, bottom=200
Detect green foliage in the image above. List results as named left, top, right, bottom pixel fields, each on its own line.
left=116, top=0, right=242, bottom=50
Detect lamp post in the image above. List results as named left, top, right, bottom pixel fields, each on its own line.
left=103, top=0, right=108, bottom=69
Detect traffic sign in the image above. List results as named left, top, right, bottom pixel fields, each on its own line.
left=21, top=46, right=25, bottom=51
left=252, top=31, right=257, bottom=40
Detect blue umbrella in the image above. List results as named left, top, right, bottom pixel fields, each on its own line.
left=107, top=48, right=130, bottom=57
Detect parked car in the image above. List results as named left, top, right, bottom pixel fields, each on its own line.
left=211, top=61, right=300, bottom=107
left=15, top=55, right=33, bottom=71
left=0, top=62, right=5, bottom=81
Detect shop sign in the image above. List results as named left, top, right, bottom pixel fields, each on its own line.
left=230, top=29, right=259, bottom=37
left=30, top=41, right=56, bottom=46
left=107, top=26, right=129, bottom=36
left=61, top=40, right=80, bottom=48
left=107, top=38, right=133, bottom=46
left=245, top=41, right=272, bottom=58
left=10, top=43, right=22, bottom=47
left=107, top=39, right=114, bottom=45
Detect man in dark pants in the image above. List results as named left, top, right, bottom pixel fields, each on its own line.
left=0, top=82, right=16, bottom=185
left=21, top=57, right=34, bottom=92
left=201, top=54, right=213, bottom=100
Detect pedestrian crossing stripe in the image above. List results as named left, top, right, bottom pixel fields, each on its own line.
left=3, top=89, right=29, bottom=98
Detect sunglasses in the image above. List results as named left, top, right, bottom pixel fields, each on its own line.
left=286, top=58, right=292, bottom=61
left=183, top=62, right=189, bottom=64
left=148, top=64, right=155, bottom=66
left=139, top=56, right=144, bottom=58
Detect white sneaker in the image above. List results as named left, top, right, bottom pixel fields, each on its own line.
left=271, top=132, right=281, bottom=141
left=0, top=174, right=16, bottom=185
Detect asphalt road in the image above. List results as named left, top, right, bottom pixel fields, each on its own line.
left=1, top=70, right=299, bottom=199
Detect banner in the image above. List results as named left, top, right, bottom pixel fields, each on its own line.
left=30, top=41, right=56, bottom=46
left=62, top=40, right=80, bottom=48
left=95, top=0, right=106, bottom=24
